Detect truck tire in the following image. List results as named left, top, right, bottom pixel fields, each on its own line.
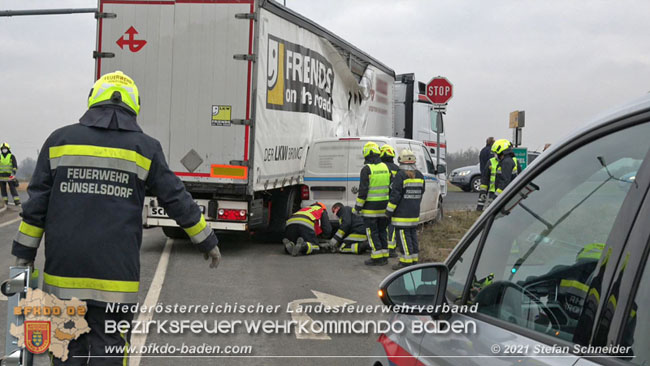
left=470, top=176, right=481, bottom=192
left=269, top=187, right=300, bottom=233
left=162, top=226, right=188, bottom=239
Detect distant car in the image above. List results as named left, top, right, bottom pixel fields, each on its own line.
left=450, top=151, right=541, bottom=192
left=373, top=94, right=650, bottom=365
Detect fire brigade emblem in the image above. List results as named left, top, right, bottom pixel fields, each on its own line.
left=24, top=321, right=51, bottom=354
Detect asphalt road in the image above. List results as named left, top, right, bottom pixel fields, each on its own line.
left=0, top=191, right=475, bottom=365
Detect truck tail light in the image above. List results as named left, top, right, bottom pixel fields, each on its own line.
left=301, top=185, right=310, bottom=200
left=217, top=208, right=247, bottom=221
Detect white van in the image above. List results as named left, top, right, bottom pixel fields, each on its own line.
left=301, top=136, right=445, bottom=224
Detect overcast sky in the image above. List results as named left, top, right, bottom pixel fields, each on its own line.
left=2, top=0, right=650, bottom=162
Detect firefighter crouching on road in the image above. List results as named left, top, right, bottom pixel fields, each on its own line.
left=477, top=139, right=520, bottom=211
left=355, top=142, right=391, bottom=266
left=11, top=71, right=221, bottom=366
left=386, top=149, right=425, bottom=270
left=328, top=202, right=369, bottom=254
left=0, top=142, right=21, bottom=206
left=380, top=144, right=399, bottom=258
left=283, top=202, right=333, bottom=256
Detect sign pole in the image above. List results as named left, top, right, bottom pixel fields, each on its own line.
left=436, top=111, right=442, bottom=169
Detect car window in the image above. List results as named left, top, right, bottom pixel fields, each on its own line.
left=465, top=122, right=650, bottom=343
left=621, top=255, right=650, bottom=365
left=447, top=229, right=481, bottom=304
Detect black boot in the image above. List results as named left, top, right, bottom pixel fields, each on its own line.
left=283, top=239, right=295, bottom=255
left=392, top=261, right=410, bottom=270
left=365, top=257, right=388, bottom=266
left=293, top=237, right=306, bottom=256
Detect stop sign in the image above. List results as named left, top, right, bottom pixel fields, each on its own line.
left=426, top=77, right=453, bottom=104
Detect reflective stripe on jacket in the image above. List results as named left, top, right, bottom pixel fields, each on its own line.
left=0, top=153, right=16, bottom=175
left=12, top=107, right=218, bottom=304
left=355, top=156, right=390, bottom=217
left=386, top=169, right=425, bottom=227
left=286, top=204, right=332, bottom=236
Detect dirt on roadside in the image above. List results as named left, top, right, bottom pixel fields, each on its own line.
left=418, top=210, right=482, bottom=262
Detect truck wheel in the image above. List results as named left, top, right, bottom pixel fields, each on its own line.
left=470, top=176, right=481, bottom=192
left=162, top=226, right=188, bottom=239
left=269, top=187, right=300, bottom=233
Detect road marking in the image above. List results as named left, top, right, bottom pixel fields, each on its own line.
left=129, top=238, right=173, bottom=366
left=287, top=290, right=355, bottom=340
left=0, top=217, right=20, bottom=228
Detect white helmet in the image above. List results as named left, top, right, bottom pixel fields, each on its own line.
left=398, top=149, right=416, bottom=164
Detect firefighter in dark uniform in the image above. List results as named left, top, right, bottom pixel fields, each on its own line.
left=477, top=139, right=520, bottom=211
left=11, top=71, right=221, bottom=366
left=380, top=144, right=399, bottom=257
left=386, top=149, right=425, bottom=270
left=329, top=202, right=369, bottom=254
left=283, top=202, right=333, bottom=256
left=0, top=142, right=21, bottom=206
left=354, top=142, right=391, bottom=266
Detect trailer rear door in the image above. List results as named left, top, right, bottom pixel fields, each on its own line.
left=97, top=0, right=255, bottom=185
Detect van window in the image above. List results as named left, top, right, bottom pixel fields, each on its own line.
left=420, top=146, right=435, bottom=174
left=464, top=121, right=650, bottom=343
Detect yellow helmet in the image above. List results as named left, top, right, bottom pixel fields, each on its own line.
left=398, top=149, right=416, bottom=164
left=491, top=139, right=512, bottom=155
left=88, top=71, right=140, bottom=115
left=0, top=142, right=9, bottom=150
left=380, top=144, right=396, bottom=158
left=362, top=141, right=380, bottom=157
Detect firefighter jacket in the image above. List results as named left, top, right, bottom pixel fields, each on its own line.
left=0, top=151, right=18, bottom=177
left=495, top=150, right=520, bottom=195
left=333, top=206, right=365, bottom=243
left=386, top=168, right=425, bottom=227
left=380, top=156, right=399, bottom=179
left=480, top=155, right=519, bottom=194
left=354, top=155, right=390, bottom=217
left=286, top=204, right=332, bottom=237
left=12, top=105, right=218, bottom=304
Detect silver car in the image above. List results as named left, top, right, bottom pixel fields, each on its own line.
left=373, top=94, right=650, bottom=365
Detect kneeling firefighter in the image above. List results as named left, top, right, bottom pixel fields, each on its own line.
left=329, top=202, right=369, bottom=254
left=386, top=149, right=425, bottom=270
left=283, top=202, right=333, bottom=256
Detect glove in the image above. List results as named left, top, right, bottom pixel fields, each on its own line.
left=328, top=238, right=338, bottom=247
left=15, top=257, right=34, bottom=268
left=352, top=206, right=360, bottom=214
left=203, top=246, right=221, bottom=269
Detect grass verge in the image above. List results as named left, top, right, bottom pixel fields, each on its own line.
left=419, top=210, right=482, bottom=262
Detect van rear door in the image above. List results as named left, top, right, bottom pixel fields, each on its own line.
left=303, top=140, right=349, bottom=214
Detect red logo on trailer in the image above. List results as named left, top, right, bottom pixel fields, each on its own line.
left=116, top=26, right=147, bottom=53
left=425, top=77, right=453, bottom=105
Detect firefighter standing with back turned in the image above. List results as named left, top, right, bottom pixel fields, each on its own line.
left=386, top=149, right=425, bottom=270
left=379, top=144, right=399, bottom=257
left=0, top=142, right=21, bottom=206
left=477, top=139, right=520, bottom=211
left=354, top=142, right=391, bottom=266
left=11, top=71, right=221, bottom=366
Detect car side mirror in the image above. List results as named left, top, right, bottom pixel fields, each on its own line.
left=378, top=263, right=448, bottom=315
left=436, top=164, right=446, bottom=175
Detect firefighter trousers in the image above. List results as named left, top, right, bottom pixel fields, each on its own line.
left=339, top=231, right=369, bottom=254
left=51, top=305, right=133, bottom=366
left=363, top=217, right=389, bottom=259
left=0, top=181, right=20, bottom=204
left=284, top=224, right=321, bottom=255
left=396, top=227, right=419, bottom=265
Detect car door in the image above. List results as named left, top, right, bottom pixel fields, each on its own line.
left=573, top=144, right=650, bottom=366
left=416, top=118, right=650, bottom=365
